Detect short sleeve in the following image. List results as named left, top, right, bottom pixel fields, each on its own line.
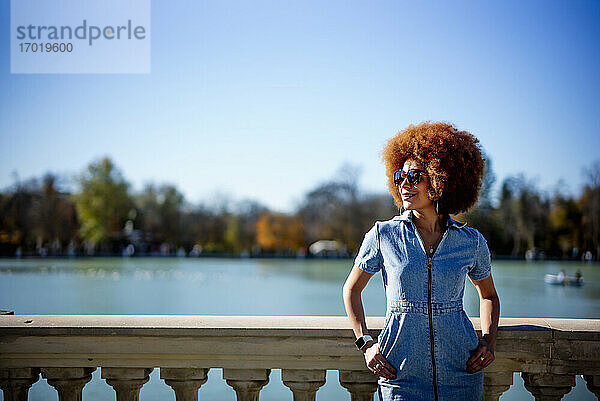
left=469, top=231, right=492, bottom=281
left=353, top=222, right=383, bottom=273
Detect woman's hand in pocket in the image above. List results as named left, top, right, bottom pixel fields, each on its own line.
left=364, top=341, right=397, bottom=379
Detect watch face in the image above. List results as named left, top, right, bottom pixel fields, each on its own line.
left=355, top=337, right=366, bottom=350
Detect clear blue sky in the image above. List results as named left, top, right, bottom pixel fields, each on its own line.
left=1, top=0, right=599, bottom=213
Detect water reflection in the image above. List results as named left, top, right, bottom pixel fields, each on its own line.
left=256, top=259, right=351, bottom=282
left=0, top=258, right=598, bottom=318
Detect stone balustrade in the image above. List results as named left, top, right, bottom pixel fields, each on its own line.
left=0, top=315, right=598, bottom=400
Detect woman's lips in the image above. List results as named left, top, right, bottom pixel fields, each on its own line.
left=402, top=193, right=417, bottom=200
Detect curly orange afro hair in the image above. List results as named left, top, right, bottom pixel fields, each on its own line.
left=381, top=121, right=486, bottom=215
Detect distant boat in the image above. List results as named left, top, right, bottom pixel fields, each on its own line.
left=544, top=274, right=584, bottom=286
left=308, top=240, right=347, bottom=258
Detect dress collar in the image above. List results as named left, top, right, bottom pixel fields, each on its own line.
left=393, top=209, right=467, bottom=229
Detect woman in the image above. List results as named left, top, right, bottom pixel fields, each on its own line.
left=342, top=122, right=500, bottom=401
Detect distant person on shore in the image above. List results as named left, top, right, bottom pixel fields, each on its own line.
left=343, top=122, right=500, bottom=400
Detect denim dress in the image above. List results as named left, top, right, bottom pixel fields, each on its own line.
left=354, top=209, right=492, bottom=401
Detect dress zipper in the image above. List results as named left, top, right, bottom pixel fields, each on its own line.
left=427, top=255, right=439, bottom=401
left=414, top=225, right=449, bottom=401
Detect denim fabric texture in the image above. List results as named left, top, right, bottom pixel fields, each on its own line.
left=355, top=209, right=492, bottom=401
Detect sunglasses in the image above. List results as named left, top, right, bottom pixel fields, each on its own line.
left=393, top=168, right=427, bottom=186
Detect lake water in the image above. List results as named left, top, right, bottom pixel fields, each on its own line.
left=0, top=257, right=598, bottom=400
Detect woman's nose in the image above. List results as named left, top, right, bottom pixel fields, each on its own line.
left=400, top=176, right=412, bottom=189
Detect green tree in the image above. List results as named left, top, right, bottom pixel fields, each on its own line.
left=135, top=183, right=185, bottom=248
left=72, top=157, right=134, bottom=251
left=224, top=199, right=267, bottom=253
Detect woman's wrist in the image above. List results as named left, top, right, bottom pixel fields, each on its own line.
left=361, top=340, right=375, bottom=353
left=481, top=334, right=496, bottom=351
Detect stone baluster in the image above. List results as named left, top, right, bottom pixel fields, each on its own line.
left=223, top=368, right=270, bottom=401
left=282, top=369, right=326, bottom=401
left=102, top=367, right=153, bottom=401
left=583, top=375, right=600, bottom=398
left=484, top=371, right=513, bottom=401
left=338, top=370, right=378, bottom=401
left=0, top=368, right=40, bottom=401
left=521, top=372, right=575, bottom=401
left=41, top=367, right=96, bottom=401
left=160, top=368, right=209, bottom=401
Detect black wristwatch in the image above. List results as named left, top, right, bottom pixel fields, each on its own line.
left=355, top=335, right=374, bottom=351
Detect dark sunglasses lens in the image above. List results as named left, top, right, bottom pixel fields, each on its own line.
left=394, top=170, right=405, bottom=185
left=408, top=170, right=421, bottom=184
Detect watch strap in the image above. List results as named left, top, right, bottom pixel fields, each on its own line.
left=354, top=334, right=374, bottom=351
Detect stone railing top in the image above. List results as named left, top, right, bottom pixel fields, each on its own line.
left=0, top=315, right=598, bottom=339
left=0, top=316, right=598, bottom=373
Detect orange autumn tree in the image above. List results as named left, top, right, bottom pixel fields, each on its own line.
left=255, top=211, right=304, bottom=253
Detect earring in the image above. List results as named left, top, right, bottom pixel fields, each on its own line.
left=435, top=200, right=439, bottom=215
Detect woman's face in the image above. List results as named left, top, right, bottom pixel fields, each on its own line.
left=398, top=159, right=434, bottom=210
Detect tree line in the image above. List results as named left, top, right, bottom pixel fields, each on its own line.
left=0, top=156, right=598, bottom=260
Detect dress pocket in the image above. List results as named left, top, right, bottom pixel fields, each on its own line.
left=377, top=312, right=394, bottom=356
left=462, top=314, right=480, bottom=351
